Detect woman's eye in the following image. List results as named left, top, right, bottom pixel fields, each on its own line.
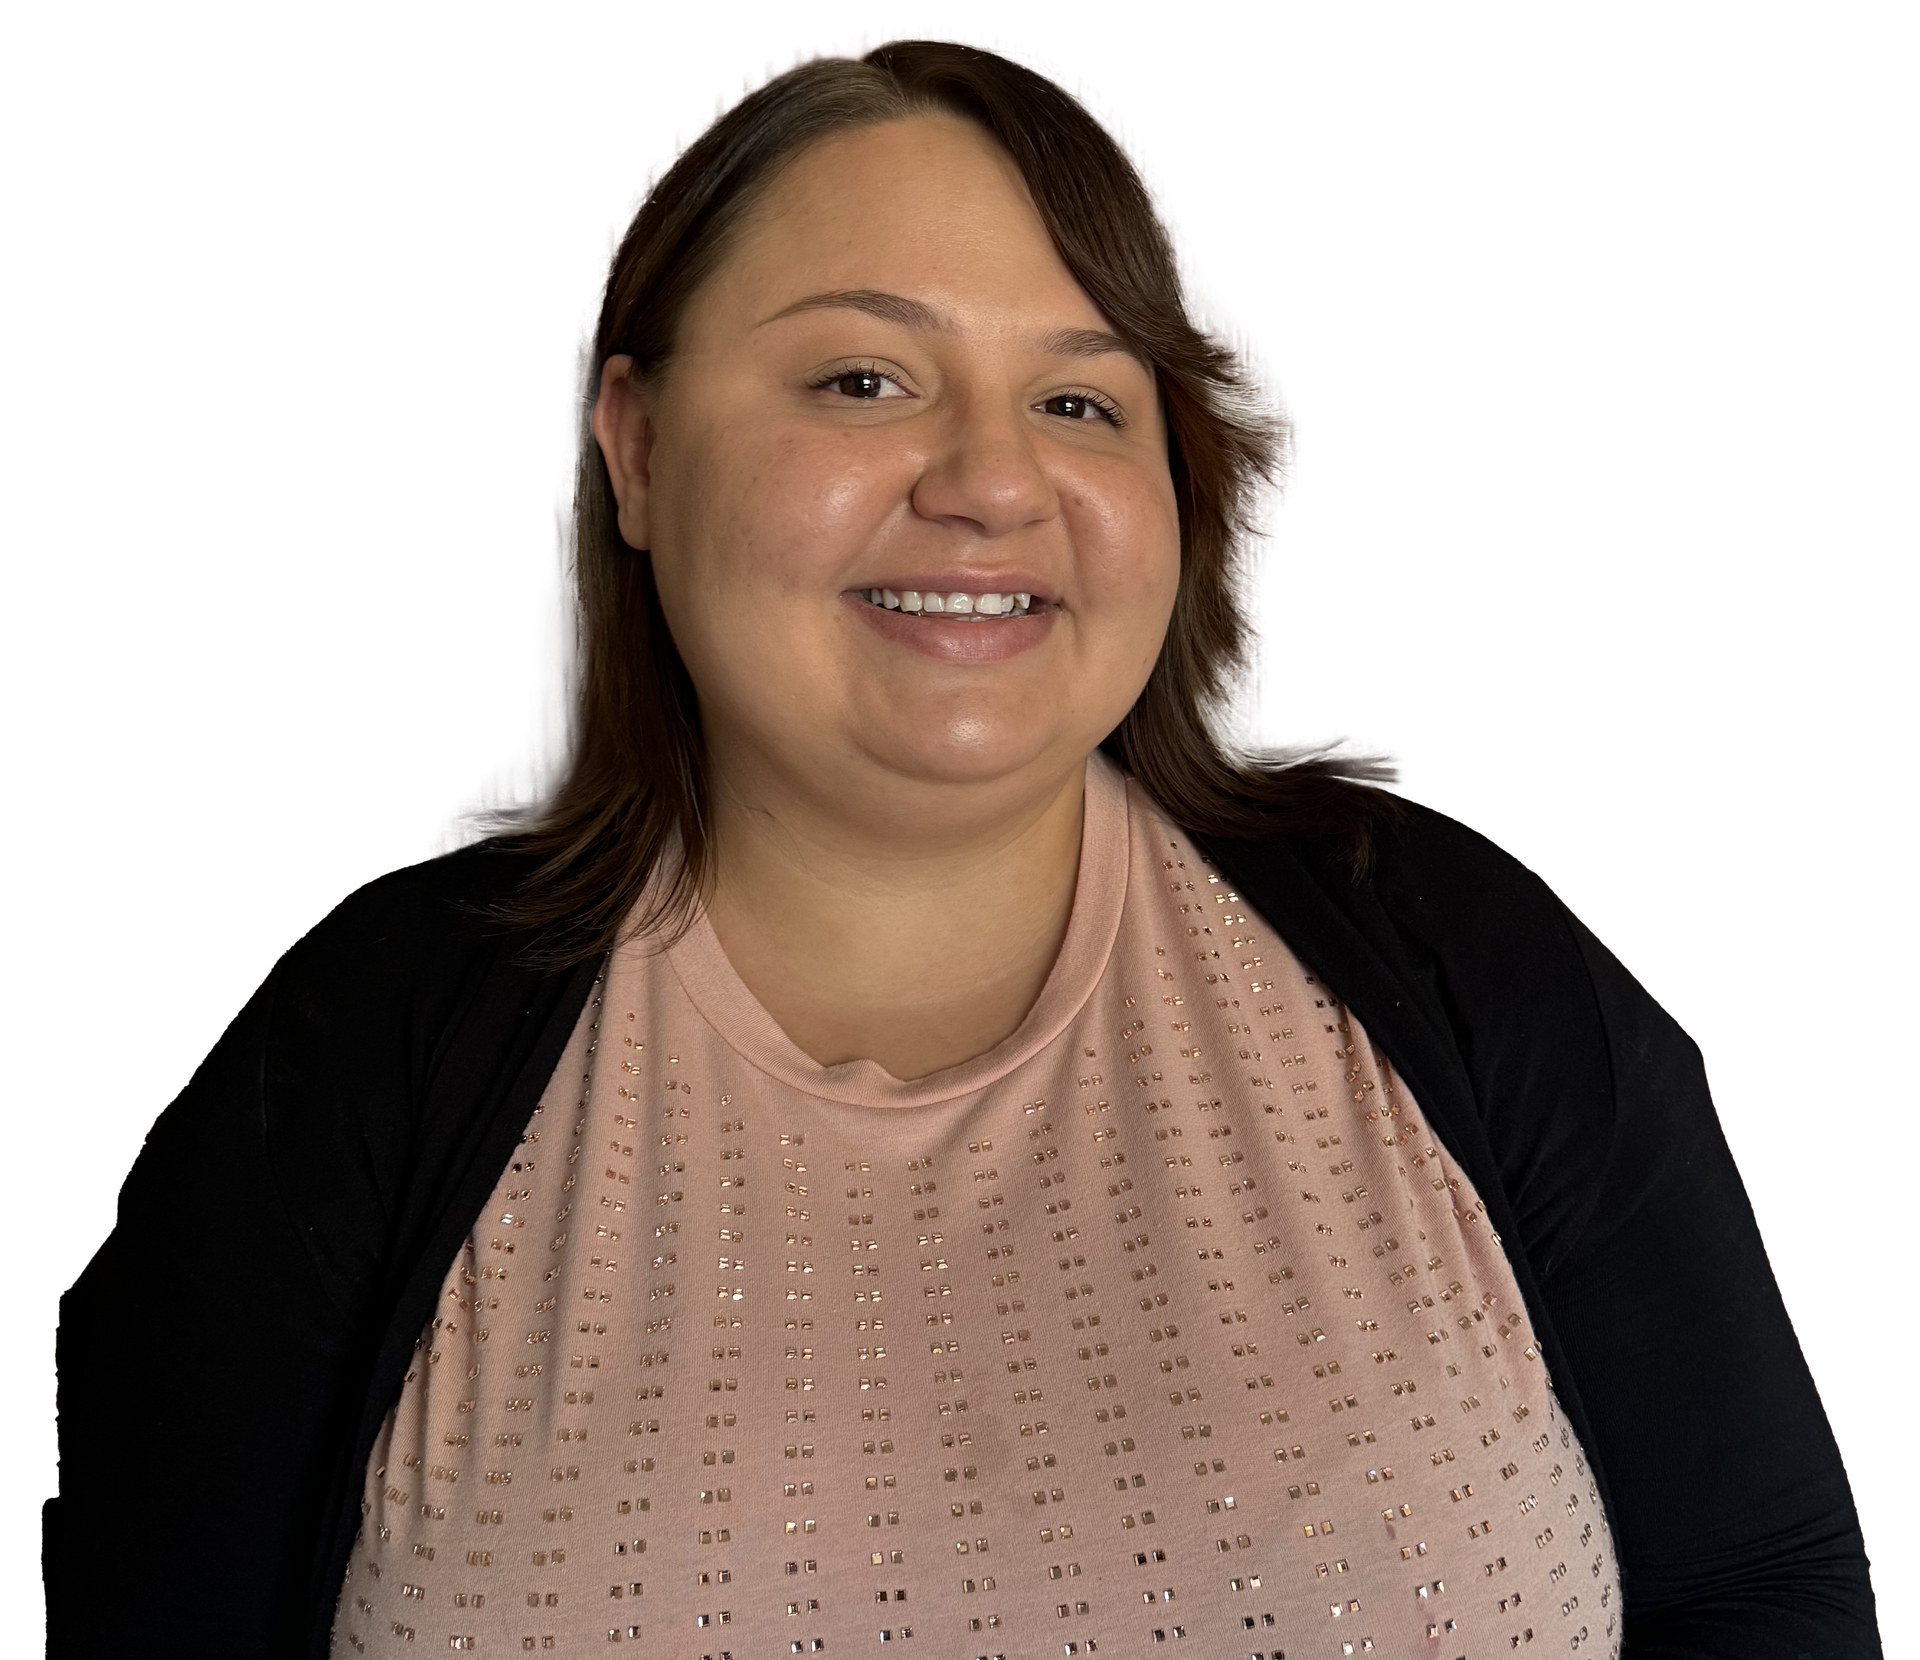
left=1041, top=392, right=1120, bottom=425
left=818, top=367, right=908, bottom=400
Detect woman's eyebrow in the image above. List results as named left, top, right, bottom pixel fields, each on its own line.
left=758, top=288, right=949, bottom=331
left=757, top=292, right=1146, bottom=368
left=1042, top=326, right=1142, bottom=365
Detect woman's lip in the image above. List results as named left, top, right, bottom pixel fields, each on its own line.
left=844, top=591, right=1055, bottom=663
left=849, top=577, right=1059, bottom=605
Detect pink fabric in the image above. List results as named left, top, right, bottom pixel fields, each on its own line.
left=334, top=755, right=1618, bottom=1656
left=428, top=25, right=1405, bottom=859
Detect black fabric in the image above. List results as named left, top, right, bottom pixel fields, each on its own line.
left=46, top=805, right=1880, bottom=1656
left=1199, top=810, right=1880, bottom=1652
left=46, top=845, right=602, bottom=1658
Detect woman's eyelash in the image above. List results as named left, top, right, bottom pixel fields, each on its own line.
left=806, top=364, right=1125, bottom=427
left=1045, top=388, right=1126, bottom=427
left=808, top=361, right=906, bottom=397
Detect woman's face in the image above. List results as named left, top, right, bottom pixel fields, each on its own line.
left=595, top=115, right=1181, bottom=819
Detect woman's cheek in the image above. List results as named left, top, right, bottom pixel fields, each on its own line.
left=732, top=438, right=899, bottom=586
left=815, top=468, right=877, bottom=537
left=1070, top=473, right=1180, bottom=619
left=808, top=436, right=918, bottom=549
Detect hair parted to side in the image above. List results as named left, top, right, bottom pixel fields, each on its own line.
left=496, top=40, right=1395, bottom=966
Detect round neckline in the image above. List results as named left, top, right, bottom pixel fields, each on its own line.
left=659, top=754, right=1132, bottom=1108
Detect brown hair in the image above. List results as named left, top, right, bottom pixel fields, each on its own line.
left=498, top=40, right=1393, bottom=965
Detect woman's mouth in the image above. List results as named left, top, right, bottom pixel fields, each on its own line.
left=845, top=583, right=1056, bottom=662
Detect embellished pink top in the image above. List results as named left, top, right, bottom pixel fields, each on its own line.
left=332, top=756, right=1619, bottom=1657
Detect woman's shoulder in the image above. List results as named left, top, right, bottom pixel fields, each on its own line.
left=1196, top=787, right=1648, bottom=1185
left=1197, top=783, right=1586, bottom=977
left=1357, top=793, right=1585, bottom=960
left=1341, top=796, right=1690, bottom=1071
left=298, top=835, right=542, bottom=939
left=274, top=836, right=548, bottom=992
left=1153, top=763, right=1670, bottom=1086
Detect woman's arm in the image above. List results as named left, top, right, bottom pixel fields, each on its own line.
left=45, top=844, right=592, bottom=1657
left=1371, top=809, right=1882, bottom=1653
left=44, top=854, right=475, bottom=1651
left=1534, top=909, right=1877, bottom=1652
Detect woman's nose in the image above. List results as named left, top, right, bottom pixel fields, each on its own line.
left=909, top=395, right=1058, bottom=537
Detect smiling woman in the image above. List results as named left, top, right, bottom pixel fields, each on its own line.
left=480, top=42, right=1405, bottom=997
left=586, top=110, right=1188, bottom=1080
left=45, top=40, right=1879, bottom=1660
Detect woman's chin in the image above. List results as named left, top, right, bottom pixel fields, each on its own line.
left=852, top=716, right=1087, bottom=794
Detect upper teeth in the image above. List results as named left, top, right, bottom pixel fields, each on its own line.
left=862, top=589, right=1036, bottom=616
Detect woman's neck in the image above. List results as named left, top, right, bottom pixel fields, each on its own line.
left=701, top=754, right=1088, bottom=1082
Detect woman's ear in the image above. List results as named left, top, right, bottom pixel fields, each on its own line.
left=591, top=355, right=654, bottom=551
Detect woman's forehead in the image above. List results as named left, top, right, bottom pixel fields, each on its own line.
left=701, top=117, right=1105, bottom=334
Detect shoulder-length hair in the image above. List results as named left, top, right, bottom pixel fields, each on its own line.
left=498, top=40, right=1393, bottom=965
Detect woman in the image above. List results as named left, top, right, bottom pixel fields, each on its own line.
left=47, top=41, right=1878, bottom=1658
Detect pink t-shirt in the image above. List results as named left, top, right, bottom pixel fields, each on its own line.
left=333, top=756, right=1619, bottom=1657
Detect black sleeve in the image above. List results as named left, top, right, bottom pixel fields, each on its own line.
left=47, top=844, right=599, bottom=1657
left=43, top=849, right=530, bottom=1655
left=1373, top=811, right=1881, bottom=1654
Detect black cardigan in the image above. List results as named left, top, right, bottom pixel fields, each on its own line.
left=45, top=800, right=1881, bottom=1656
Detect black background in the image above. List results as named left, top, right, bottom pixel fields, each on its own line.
left=30, top=12, right=1889, bottom=1635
